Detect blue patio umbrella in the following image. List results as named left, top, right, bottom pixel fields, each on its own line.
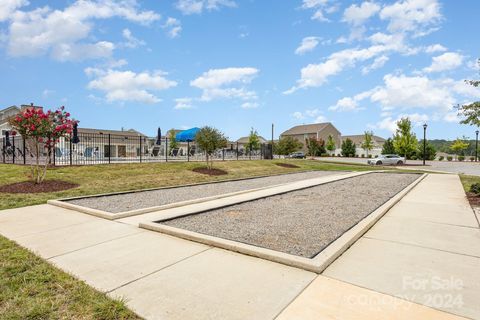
left=175, top=127, right=200, bottom=142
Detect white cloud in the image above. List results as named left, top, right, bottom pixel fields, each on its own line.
left=423, top=52, right=463, bottom=73
left=121, top=28, right=145, bottom=48
left=175, top=0, right=236, bottom=15
left=292, top=108, right=327, bottom=122
left=315, top=115, right=328, bottom=123
left=379, top=0, right=442, bottom=35
left=174, top=98, right=194, bottom=109
left=86, top=68, right=177, bottom=104
left=292, top=111, right=304, bottom=119
left=295, top=36, right=319, bottom=55
left=361, top=55, right=389, bottom=74
left=190, top=67, right=259, bottom=101
left=42, top=89, right=54, bottom=98
left=374, top=113, right=429, bottom=133
left=5, top=0, right=160, bottom=61
left=241, top=102, right=259, bottom=109
left=329, top=97, right=359, bottom=112
left=312, top=71, right=479, bottom=117
left=330, top=90, right=372, bottom=112
left=301, top=0, right=334, bottom=22
left=51, top=41, right=115, bottom=61
left=285, top=45, right=391, bottom=93
left=163, top=17, right=182, bottom=38
left=0, top=0, right=27, bottom=21
left=343, top=1, right=380, bottom=26
left=424, top=43, right=447, bottom=53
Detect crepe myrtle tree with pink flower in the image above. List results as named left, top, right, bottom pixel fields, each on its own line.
left=9, top=106, right=77, bottom=184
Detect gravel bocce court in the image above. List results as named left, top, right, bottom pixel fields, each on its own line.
left=65, top=171, right=342, bottom=213
left=160, top=172, right=421, bottom=258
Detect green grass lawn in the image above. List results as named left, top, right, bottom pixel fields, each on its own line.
left=0, top=236, right=140, bottom=320
left=459, top=174, right=480, bottom=193
left=0, top=159, right=388, bottom=319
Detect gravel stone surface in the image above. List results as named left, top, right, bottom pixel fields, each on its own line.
left=66, top=171, right=341, bottom=213
left=161, top=172, right=420, bottom=258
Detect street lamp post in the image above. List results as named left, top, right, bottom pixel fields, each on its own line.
left=423, top=123, right=428, bottom=166
left=476, top=130, right=479, bottom=162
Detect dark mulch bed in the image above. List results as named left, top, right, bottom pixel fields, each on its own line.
left=192, top=167, right=228, bottom=176
left=275, top=163, right=300, bottom=169
left=466, top=192, right=480, bottom=206
left=0, top=180, right=79, bottom=194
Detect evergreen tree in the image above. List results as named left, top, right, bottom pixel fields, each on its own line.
left=341, top=138, right=356, bottom=157
left=381, top=138, right=395, bottom=154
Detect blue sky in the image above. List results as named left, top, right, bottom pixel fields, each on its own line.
left=1, top=0, right=479, bottom=140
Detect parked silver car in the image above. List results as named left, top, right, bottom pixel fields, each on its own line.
left=368, top=154, right=405, bottom=165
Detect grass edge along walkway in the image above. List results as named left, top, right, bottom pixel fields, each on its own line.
left=0, top=235, right=141, bottom=319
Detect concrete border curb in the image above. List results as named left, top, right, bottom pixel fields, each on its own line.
left=140, top=173, right=427, bottom=273
left=47, top=170, right=354, bottom=220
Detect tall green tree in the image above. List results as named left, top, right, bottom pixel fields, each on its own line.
left=305, top=138, right=326, bottom=156
left=341, top=138, right=356, bottom=157
left=195, top=126, right=228, bottom=169
left=457, top=59, right=480, bottom=126
left=381, top=138, right=396, bottom=154
left=361, top=131, right=374, bottom=157
left=393, top=118, right=418, bottom=162
left=417, top=140, right=437, bottom=161
left=168, top=129, right=179, bottom=154
left=450, top=137, right=469, bottom=158
left=326, top=134, right=336, bottom=155
left=275, top=136, right=303, bottom=157
left=246, top=128, right=261, bottom=154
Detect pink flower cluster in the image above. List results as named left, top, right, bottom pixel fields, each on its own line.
left=9, top=106, right=78, bottom=148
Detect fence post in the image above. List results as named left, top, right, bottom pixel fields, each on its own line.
left=222, top=148, right=225, bottom=161
left=187, top=141, right=190, bottom=162
left=236, top=142, right=239, bottom=160
left=69, top=136, right=72, bottom=166
left=23, top=136, right=26, bottom=164
left=165, top=138, right=168, bottom=162
left=108, top=134, right=111, bottom=164
left=12, top=136, right=15, bottom=164
left=139, top=136, right=142, bottom=163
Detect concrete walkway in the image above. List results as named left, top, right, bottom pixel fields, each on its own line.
left=281, top=174, right=479, bottom=320
left=0, top=174, right=478, bottom=319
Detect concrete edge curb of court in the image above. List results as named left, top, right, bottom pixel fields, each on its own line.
left=140, top=173, right=427, bottom=273
left=47, top=171, right=356, bottom=220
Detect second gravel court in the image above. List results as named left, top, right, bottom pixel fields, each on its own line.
left=159, top=172, right=421, bottom=258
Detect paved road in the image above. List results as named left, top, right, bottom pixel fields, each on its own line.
left=317, top=157, right=480, bottom=176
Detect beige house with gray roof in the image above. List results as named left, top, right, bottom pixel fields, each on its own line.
left=280, top=123, right=342, bottom=151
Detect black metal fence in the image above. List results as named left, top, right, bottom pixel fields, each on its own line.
left=1, top=132, right=273, bottom=166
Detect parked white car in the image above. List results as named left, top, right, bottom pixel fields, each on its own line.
left=368, top=154, right=405, bottom=166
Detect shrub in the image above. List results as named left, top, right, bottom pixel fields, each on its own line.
left=458, top=155, right=465, bottom=161
left=341, top=138, right=356, bottom=158
left=447, top=156, right=453, bottom=161
left=368, top=154, right=372, bottom=158
left=438, top=156, right=444, bottom=161
left=361, top=154, right=365, bottom=158
left=337, top=154, right=341, bottom=157
left=411, top=155, right=417, bottom=160
left=355, top=154, right=359, bottom=158
left=320, top=153, right=328, bottom=157
left=470, top=183, right=480, bottom=194
left=470, top=156, right=475, bottom=162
